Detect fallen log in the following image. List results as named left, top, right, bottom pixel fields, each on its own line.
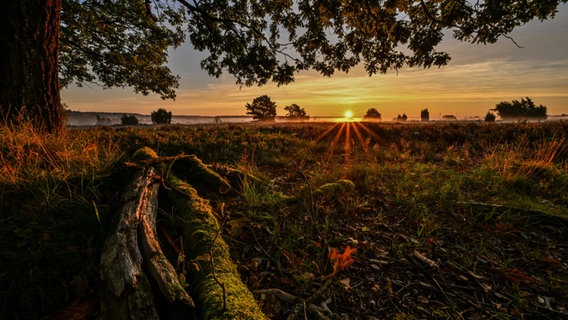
left=167, top=173, right=268, bottom=320
left=99, top=166, right=195, bottom=319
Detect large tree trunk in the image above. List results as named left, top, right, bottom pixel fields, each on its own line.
left=0, top=0, right=64, bottom=132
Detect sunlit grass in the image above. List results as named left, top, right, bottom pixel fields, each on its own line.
left=1, top=121, right=568, bottom=319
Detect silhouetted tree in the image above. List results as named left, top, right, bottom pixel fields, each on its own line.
left=421, top=108, right=430, bottom=122
left=121, top=114, right=139, bottom=125
left=246, top=95, right=277, bottom=121
left=485, top=112, right=496, bottom=122
left=284, top=104, right=309, bottom=120
left=2, top=1, right=565, bottom=131
left=151, top=108, right=172, bottom=124
left=492, top=97, right=547, bottom=120
left=363, top=108, right=382, bottom=120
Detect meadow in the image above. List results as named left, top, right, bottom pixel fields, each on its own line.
left=1, top=120, right=567, bottom=319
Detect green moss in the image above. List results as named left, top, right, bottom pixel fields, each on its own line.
left=313, top=179, right=355, bottom=199
left=167, top=174, right=268, bottom=320
left=173, top=155, right=232, bottom=194
left=131, top=146, right=158, bottom=161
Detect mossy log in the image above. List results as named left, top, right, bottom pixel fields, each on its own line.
left=99, top=167, right=195, bottom=319
left=167, top=173, right=268, bottom=320
left=172, top=155, right=232, bottom=195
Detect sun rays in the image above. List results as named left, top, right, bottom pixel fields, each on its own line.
left=295, top=120, right=388, bottom=170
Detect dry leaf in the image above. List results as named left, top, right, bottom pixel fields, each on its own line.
left=339, top=278, right=351, bottom=290
left=329, top=245, right=357, bottom=272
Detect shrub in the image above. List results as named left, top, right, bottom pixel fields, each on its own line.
left=492, top=97, right=547, bottom=120
left=484, top=112, right=496, bottom=122
left=151, top=108, right=172, bottom=124
left=121, top=114, right=139, bottom=125
left=245, top=95, right=277, bottom=121
left=363, top=108, right=381, bottom=120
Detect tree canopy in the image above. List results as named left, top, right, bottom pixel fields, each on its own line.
left=363, top=108, right=382, bottom=120
left=284, top=104, right=309, bottom=119
left=59, top=0, right=568, bottom=95
left=151, top=108, right=173, bottom=124
left=245, top=95, right=277, bottom=121
left=492, top=97, right=547, bottom=120
left=1, top=0, right=567, bottom=131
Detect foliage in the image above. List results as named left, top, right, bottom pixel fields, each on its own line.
left=284, top=104, right=309, bottom=120
left=421, top=108, right=430, bottom=122
left=245, top=95, right=277, bottom=121
left=120, top=114, right=139, bottom=125
left=151, top=108, right=172, bottom=124
left=57, top=1, right=567, bottom=92
left=485, top=112, right=496, bottom=122
left=396, top=114, right=408, bottom=121
left=4, top=1, right=566, bottom=132
left=59, top=0, right=184, bottom=99
left=442, top=114, right=457, bottom=121
left=363, top=108, right=382, bottom=120
left=492, top=97, right=547, bottom=120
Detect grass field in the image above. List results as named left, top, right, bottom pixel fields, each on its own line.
left=1, top=121, right=567, bottom=319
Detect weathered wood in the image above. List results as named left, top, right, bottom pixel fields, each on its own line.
left=139, top=183, right=196, bottom=311
left=168, top=173, right=268, bottom=320
left=99, top=167, right=160, bottom=319
left=99, top=166, right=195, bottom=319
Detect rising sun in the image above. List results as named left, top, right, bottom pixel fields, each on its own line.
left=344, top=110, right=353, bottom=119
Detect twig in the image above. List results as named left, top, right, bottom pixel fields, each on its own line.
left=287, top=278, right=334, bottom=320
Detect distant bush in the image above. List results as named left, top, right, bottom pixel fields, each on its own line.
left=246, top=95, right=277, bottom=121
left=484, top=112, right=496, bottom=122
left=151, top=108, right=172, bottom=124
left=421, top=108, right=429, bottom=122
left=121, top=114, right=139, bottom=125
left=442, top=114, right=457, bottom=121
left=396, top=114, right=407, bottom=121
left=284, top=104, right=309, bottom=120
left=492, top=97, right=547, bottom=120
left=363, top=108, right=381, bottom=120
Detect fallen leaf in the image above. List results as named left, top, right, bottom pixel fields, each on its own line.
left=328, top=245, right=357, bottom=273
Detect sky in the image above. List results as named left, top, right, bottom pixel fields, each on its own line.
left=61, top=6, right=568, bottom=120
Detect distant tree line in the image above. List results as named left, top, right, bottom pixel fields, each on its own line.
left=363, top=97, right=547, bottom=122
left=245, top=95, right=309, bottom=121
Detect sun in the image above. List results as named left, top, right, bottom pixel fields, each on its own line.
left=344, top=110, right=353, bottom=119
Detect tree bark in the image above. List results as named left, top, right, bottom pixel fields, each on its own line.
left=99, top=167, right=195, bottom=319
left=0, top=0, right=64, bottom=132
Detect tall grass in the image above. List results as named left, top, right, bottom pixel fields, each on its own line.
left=0, top=121, right=122, bottom=186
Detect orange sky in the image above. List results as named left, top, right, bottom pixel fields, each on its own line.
left=62, top=6, right=568, bottom=120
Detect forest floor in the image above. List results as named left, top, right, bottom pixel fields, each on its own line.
left=1, top=121, right=567, bottom=319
